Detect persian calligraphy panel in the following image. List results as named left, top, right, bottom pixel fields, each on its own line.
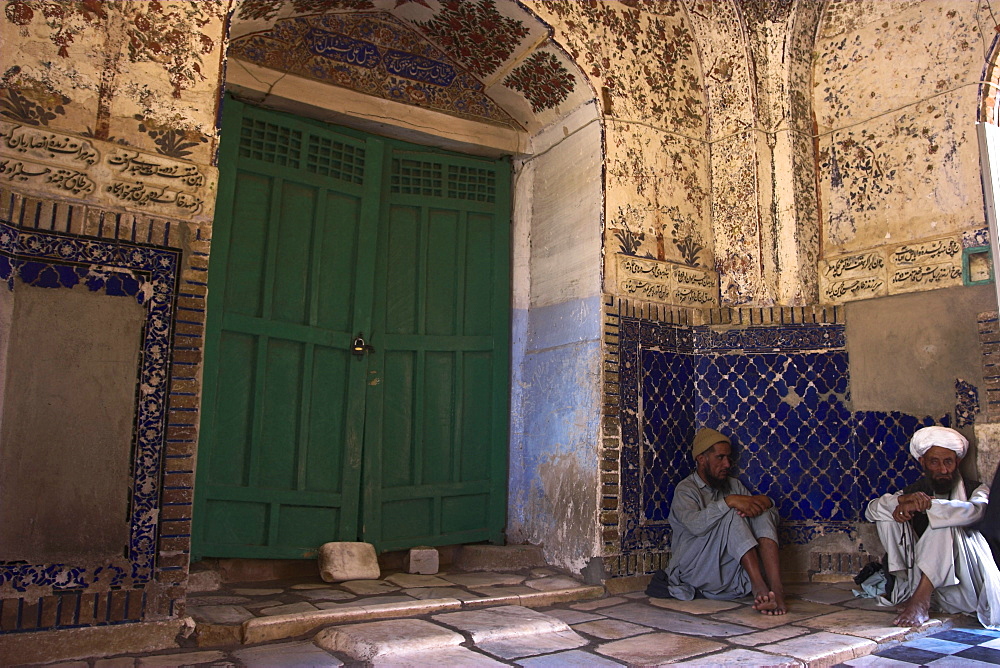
left=0, top=122, right=216, bottom=222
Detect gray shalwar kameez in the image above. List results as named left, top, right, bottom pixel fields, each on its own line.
left=664, top=472, right=779, bottom=600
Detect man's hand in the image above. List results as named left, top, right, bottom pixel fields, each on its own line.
left=726, top=494, right=773, bottom=518
left=893, top=492, right=932, bottom=522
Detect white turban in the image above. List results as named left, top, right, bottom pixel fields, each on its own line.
left=909, top=426, right=968, bottom=460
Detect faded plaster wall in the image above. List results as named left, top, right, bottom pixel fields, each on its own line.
left=814, top=0, right=988, bottom=304
left=508, top=102, right=604, bottom=575
left=0, top=282, right=144, bottom=561
left=525, top=2, right=713, bottom=291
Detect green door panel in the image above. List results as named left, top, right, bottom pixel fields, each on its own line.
left=195, top=98, right=508, bottom=558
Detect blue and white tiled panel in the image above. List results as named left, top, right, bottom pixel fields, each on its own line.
left=0, top=217, right=180, bottom=630
left=620, top=316, right=941, bottom=553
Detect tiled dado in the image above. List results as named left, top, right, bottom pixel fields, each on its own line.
left=0, top=188, right=205, bottom=632
left=602, top=296, right=943, bottom=577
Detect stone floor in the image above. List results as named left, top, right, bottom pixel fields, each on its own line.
left=13, top=570, right=994, bottom=667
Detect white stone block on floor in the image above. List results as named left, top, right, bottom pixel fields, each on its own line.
left=407, top=546, right=439, bottom=574
left=314, top=618, right=463, bottom=661
left=319, top=542, right=380, bottom=582
left=136, top=651, right=227, bottom=667
left=524, top=575, right=583, bottom=592
left=233, top=640, right=343, bottom=667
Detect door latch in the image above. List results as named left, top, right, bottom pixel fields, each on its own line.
left=351, top=333, right=375, bottom=357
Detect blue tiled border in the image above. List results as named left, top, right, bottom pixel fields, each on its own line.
left=0, top=220, right=179, bottom=591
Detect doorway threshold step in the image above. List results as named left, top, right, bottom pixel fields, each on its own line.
left=198, top=585, right=604, bottom=646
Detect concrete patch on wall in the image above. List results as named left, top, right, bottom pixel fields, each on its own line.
left=846, top=283, right=994, bottom=427
left=0, top=281, right=143, bottom=563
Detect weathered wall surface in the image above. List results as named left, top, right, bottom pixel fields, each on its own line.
left=814, top=0, right=989, bottom=304
left=527, top=1, right=719, bottom=309
left=508, top=103, right=604, bottom=574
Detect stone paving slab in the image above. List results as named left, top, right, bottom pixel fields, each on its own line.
left=188, top=604, right=255, bottom=625
left=524, top=575, right=587, bottom=591
left=797, top=608, right=923, bottom=643
left=760, top=630, right=877, bottom=665
left=712, top=599, right=839, bottom=630
left=340, top=579, right=400, bottom=595
left=595, top=631, right=727, bottom=665
left=516, top=648, right=625, bottom=666
left=543, top=608, right=604, bottom=625
left=729, top=624, right=811, bottom=647
left=571, top=618, right=650, bottom=640
left=432, top=605, right=572, bottom=642
left=371, top=647, right=507, bottom=666
left=571, top=596, right=628, bottom=611
left=478, top=628, right=588, bottom=660
left=315, top=618, right=463, bottom=660
left=403, top=586, right=485, bottom=601
left=231, top=640, right=343, bottom=666
left=648, top=596, right=743, bottom=615
left=439, top=572, right=527, bottom=587
left=135, top=650, right=227, bottom=666
left=600, top=601, right=755, bottom=637
left=384, top=573, right=453, bottom=588
left=296, top=588, right=356, bottom=602
left=670, top=647, right=803, bottom=666
left=258, top=601, right=319, bottom=616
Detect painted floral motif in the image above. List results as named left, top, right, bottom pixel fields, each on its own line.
left=238, top=0, right=375, bottom=22
left=0, top=68, right=69, bottom=125
left=229, top=13, right=521, bottom=130
left=533, top=2, right=702, bottom=129
left=416, top=0, right=529, bottom=78
left=822, top=134, right=896, bottom=205
left=663, top=206, right=704, bottom=267
left=124, top=2, right=222, bottom=99
left=504, top=51, right=575, bottom=113
left=132, top=114, right=208, bottom=159
left=3, top=1, right=107, bottom=57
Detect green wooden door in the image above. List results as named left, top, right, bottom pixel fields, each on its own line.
left=194, top=99, right=509, bottom=559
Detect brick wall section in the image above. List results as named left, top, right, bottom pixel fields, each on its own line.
left=979, top=311, right=1000, bottom=422
left=0, top=187, right=206, bottom=630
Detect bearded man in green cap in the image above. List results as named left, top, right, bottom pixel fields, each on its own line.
left=649, top=427, right=786, bottom=614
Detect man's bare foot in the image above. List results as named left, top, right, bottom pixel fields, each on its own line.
left=752, top=590, right=787, bottom=615
left=894, top=594, right=931, bottom=626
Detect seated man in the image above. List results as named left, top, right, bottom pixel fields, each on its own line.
left=651, top=427, right=786, bottom=614
left=865, top=425, right=1000, bottom=628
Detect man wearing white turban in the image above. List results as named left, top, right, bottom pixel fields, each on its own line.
left=865, top=426, right=1000, bottom=628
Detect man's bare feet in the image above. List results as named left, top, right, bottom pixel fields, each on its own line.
left=752, top=590, right=787, bottom=615
left=894, top=593, right=931, bottom=626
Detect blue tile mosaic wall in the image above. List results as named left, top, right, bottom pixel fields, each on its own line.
left=619, top=316, right=946, bottom=554
left=0, top=220, right=180, bottom=594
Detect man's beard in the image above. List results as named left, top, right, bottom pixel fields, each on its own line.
left=927, top=470, right=957, bottom=494
left=705, top=472, right=731, bottom=491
